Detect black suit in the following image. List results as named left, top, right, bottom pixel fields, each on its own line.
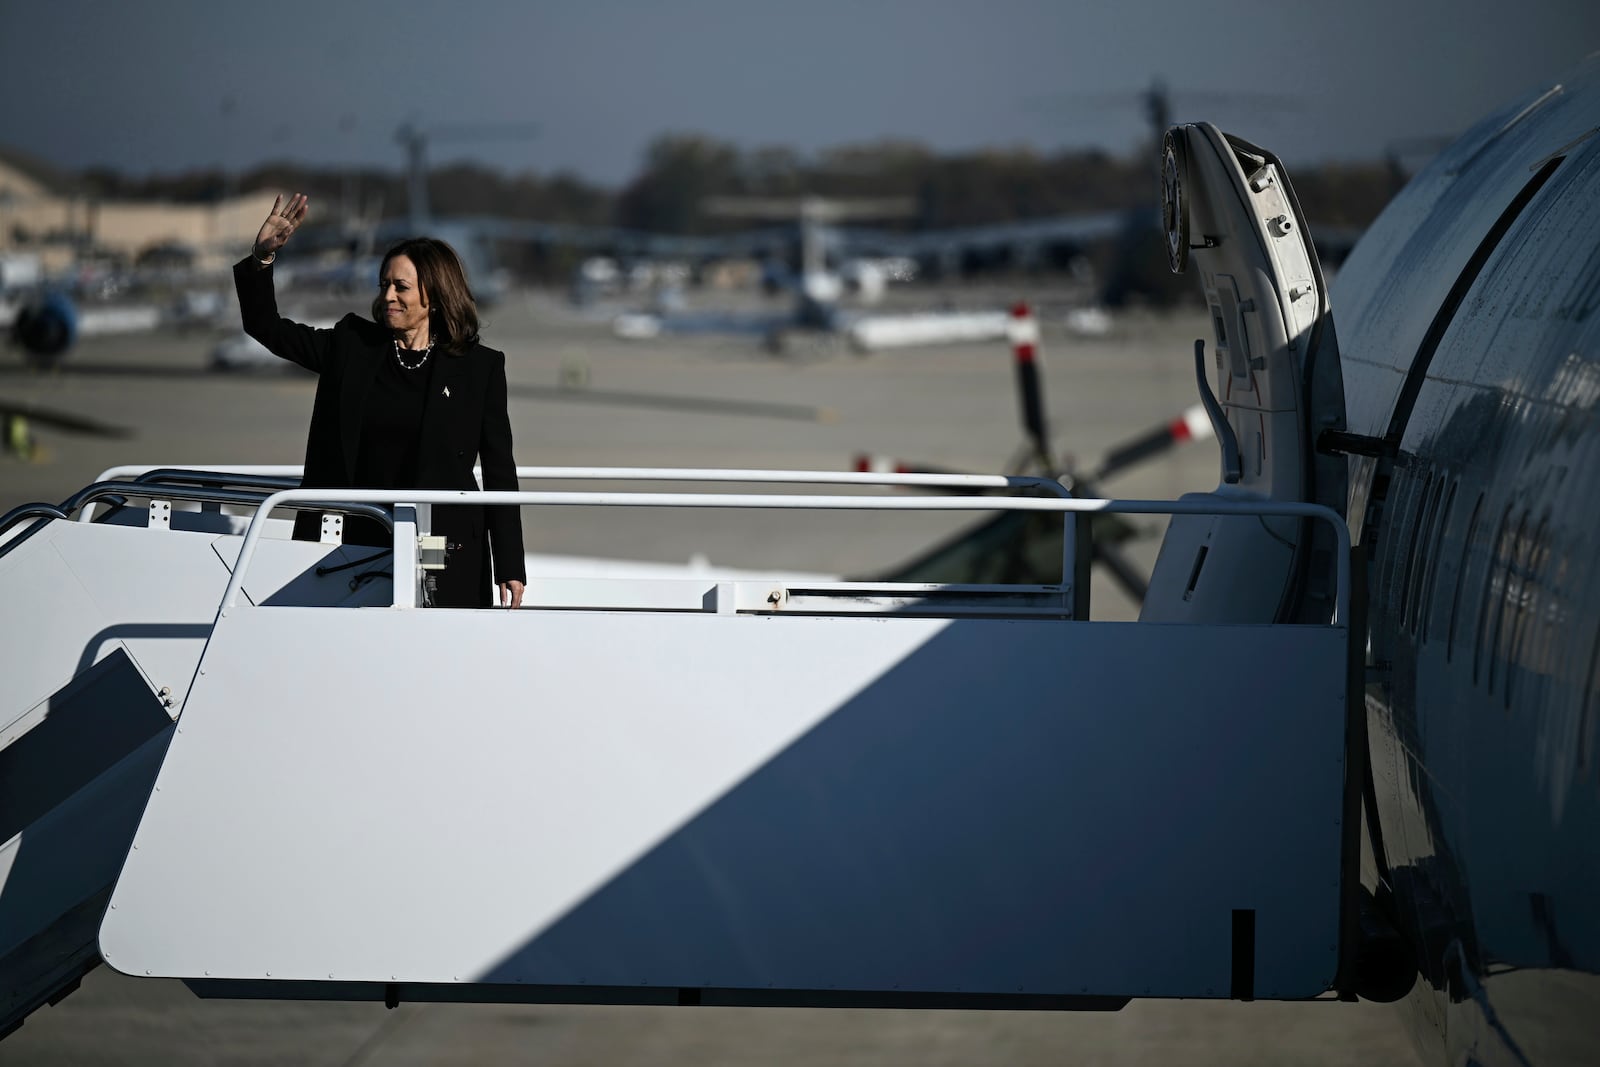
left=235, top=257, right=525, bottom=606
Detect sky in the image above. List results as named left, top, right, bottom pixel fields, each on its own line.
left=1, top=0, right=1596, bottom=188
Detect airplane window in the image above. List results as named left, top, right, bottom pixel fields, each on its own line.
left=1447, top=490, right=1485, bottom=664
left=1581, top=624, right=1600, bottom=776
left=1535, top=518, right=1559, bottom=701
left=1473, top=503, right=1515, bottom=688
left=1487, top=508, right=1529, bottom=697
left=1505, top=514, right=1551, bottom=711
left=1402, top=469, right=1439, bottom=636
left=1420, top=474, right=1449, bottom=635
left=1420, top=480, right=1458, bottom=646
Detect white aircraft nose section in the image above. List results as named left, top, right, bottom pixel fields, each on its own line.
left=1142, top=124, right=1347, bottom=625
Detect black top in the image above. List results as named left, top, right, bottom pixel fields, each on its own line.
left=346, top=345, right=429, bottom=546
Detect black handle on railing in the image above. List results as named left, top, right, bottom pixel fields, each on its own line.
left=0, top=504, right=72, bottom=561
left=0, top=502, right=69, bottom=533
left=0, top=483, right=396, bottom=563
left=60, top=482, right=395, bottom=530
left=134, top=469, right=304, bottom=492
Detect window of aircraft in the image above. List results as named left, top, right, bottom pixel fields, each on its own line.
left=1394, top=468, right=1429, bottom=632
left=1419, top=479, right=1458, bottom=647
left=1538, top=519, right=1563, bottom=697
left=1474, top=503, right=1517, bottom=688
left=1504, top=513, right=1552, bottom=711
left=1448, top=490, right=1486, bottom=664
left=1582, top=624, right=1600, bottom=776
left=1488, top=508, right=1520, bottom=697
left=1486, top=508, right=1531, bottom=699
left=1403, top=470, right=1446, bottom=638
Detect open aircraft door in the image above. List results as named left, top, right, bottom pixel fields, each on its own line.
left=1143, top=123, right=1347, bottom=625
left=85, top=126, right=1363, bottom=1015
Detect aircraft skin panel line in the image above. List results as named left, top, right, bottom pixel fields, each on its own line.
left=100, top=606, right=1348, bottom=1001
left=1335, top=66, right=1600, bottom=440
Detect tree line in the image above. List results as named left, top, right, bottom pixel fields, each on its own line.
left=77, top=133, right=1400, bottom=239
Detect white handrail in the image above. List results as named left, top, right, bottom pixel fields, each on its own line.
left=94, top=463, right=1072, bottom=494
left=217, top=487, right=1351, bottom=625
left=94, top=464, right=306, bottom=482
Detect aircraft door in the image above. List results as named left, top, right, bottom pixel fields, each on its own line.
left=1141, top=124, right=1346, bottom=624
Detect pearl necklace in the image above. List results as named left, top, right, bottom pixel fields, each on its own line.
left=393, top=338, right=434, bottom=371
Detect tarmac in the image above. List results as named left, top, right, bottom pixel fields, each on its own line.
left=0, top=281, right=1420, bottom=1064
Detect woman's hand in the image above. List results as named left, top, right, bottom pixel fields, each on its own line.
left=499, top=579, right=525, bottom=609
left=253, top=193, right=308, bottom=260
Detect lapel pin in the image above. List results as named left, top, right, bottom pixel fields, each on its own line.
left=443, top=386, right=451, bottom=398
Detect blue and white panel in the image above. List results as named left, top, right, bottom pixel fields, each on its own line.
left=102, top=607, right=1348, bottom=1000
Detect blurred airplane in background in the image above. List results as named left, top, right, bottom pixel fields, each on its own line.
left=604, top=193, right=1124, bottom=353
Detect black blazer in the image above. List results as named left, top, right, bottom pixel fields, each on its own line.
left=234, top=257, right=526, bottom=606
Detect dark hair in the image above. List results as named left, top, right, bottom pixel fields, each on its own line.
left=372, top=237, right=480, bottom=353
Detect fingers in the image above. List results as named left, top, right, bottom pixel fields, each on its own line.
left=257, top=193, right=309, bottom=258
left=269, top=193, right=308, bottom=224
left=499, top=580, right=525, bottom=609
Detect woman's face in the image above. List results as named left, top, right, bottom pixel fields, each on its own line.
left=379, top=255, right=429, bottom=336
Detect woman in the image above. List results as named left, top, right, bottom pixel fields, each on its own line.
left=236, top=193, right=526, bottom=608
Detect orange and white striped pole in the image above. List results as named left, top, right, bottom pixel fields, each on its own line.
left=1008, top=302, right=1052, bottom=472
left=1091, top=404, right=1215, bottom=482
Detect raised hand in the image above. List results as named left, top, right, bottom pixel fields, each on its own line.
left=253, top=193, right=308, bottom=259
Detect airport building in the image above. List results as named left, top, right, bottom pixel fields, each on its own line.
left=0, top=144, right=272, bottom=275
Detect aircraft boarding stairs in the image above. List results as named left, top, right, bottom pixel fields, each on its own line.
left=2, top=122, right=1370, bottom=1037
left=3, top=460, right=1356, bottom=1035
